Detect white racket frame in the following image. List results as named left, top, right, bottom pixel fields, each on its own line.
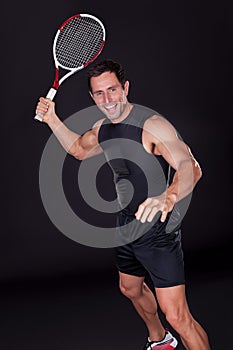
left=35, top=13, right=106, bottom=121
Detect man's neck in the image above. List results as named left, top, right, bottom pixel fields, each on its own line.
left=110, top=102, right=133, bottom=124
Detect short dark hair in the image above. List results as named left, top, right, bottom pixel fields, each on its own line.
left=87, top=59, right=126, bottom=92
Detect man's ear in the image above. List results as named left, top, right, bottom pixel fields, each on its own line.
left=89, top=91, right=94, bottom=100
left=124, top=80, right=130, bottom=96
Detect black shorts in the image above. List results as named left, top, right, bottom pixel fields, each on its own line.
left=115, top=212, right=185, bottom=288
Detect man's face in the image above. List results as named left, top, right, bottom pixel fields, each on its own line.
left=90, top=71, right=129, bottom=121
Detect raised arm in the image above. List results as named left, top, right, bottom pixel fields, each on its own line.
left=36, top=97, right=103, bottom=160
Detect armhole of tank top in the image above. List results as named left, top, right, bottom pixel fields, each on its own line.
left=140, top=111, right=157, bottom=145
left=96, top=118, right=107, bottom=144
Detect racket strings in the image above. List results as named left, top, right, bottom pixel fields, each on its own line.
left=55, top=16, right=104, bottom=69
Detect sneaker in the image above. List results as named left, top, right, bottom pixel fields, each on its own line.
left=143, top=330, right=178, bottom=349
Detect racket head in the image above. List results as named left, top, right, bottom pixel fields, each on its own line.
left=53, top=14, right=106, bottom=72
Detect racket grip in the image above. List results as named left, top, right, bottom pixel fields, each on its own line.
left=34, top=88, right=57, bottom=122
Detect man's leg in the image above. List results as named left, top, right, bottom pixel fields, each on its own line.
left=155, top=285, right=210, bottom=350
left=119, top=272, right=166, bottom=341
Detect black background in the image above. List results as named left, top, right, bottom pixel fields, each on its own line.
left=1, top=1, right=233, bottom=349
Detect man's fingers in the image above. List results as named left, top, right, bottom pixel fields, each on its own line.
left=160, top=197, right=176, bottom=222
left=36, top=97, right=54, bottom=116
left=40, top=97, right=51, bottom=104
left=135, top=204, right=145, bottom=221
left=135, top=198, right=150, bottom=220
left=147, top=207, right=159, bottom=222
left=135, top=196, right=174, bottom=224
left=160, top=209, right=168, bottom=222
left=135, top=198, right=162, bottom=223
left=140, top=207, right=152, bottom=223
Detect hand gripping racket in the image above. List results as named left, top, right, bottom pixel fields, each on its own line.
left=34, top=13, right=106, bottom=121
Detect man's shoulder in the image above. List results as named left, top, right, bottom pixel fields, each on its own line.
left=133, top=103, right=159, bottom=117
left=92, top=118, right=106, bottom=129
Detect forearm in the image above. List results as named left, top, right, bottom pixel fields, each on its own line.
left=36, top=97, right=83, bottom=157
left=47, top=113, right=81, bottom=156
left=166, top=159, right=202, bottom=202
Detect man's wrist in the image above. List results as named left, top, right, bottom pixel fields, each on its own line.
left=47, top=113, right=62, bottom=130
left=166, top=192, right=178, bottom=205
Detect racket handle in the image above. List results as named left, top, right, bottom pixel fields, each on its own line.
left=34, top=88, right=57, bottom=122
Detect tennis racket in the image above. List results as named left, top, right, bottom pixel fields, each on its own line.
left=34, top=13, right=106, bottom=121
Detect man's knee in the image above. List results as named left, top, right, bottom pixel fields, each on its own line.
left=164, top=308, right=193, bottom=333
left=119, top=275, right=144, bottom=300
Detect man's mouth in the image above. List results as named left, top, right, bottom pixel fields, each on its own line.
left=104, top=103, right=117, bottom=111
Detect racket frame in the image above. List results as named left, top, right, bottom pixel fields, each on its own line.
left=35, top=13, right=106, bottom=122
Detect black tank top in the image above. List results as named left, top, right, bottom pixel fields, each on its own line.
left=98, top=104, right=174, bottom=215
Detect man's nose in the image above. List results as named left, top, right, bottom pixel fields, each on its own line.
left=103, top=92, right=112, bottom=104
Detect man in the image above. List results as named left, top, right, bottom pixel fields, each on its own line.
left=36, top=59, right=210, bottom=349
